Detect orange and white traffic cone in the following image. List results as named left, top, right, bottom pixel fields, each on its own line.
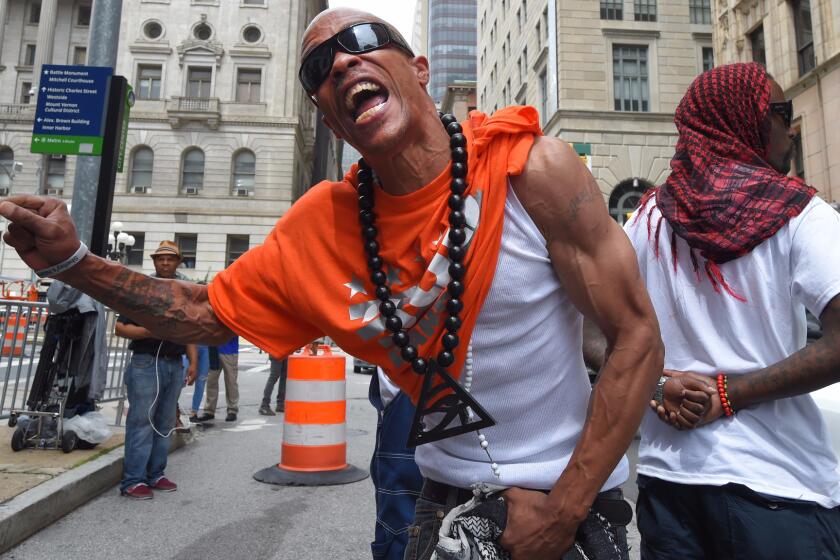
left=253, top=345, right=368, bottom=486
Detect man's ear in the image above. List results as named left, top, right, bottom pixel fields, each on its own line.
left=412, top=55, right=431, bottom=87
left=321, top=112, right=343, bottom=141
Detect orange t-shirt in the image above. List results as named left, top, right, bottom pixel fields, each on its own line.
left=208, top=106, right=542, bottom=401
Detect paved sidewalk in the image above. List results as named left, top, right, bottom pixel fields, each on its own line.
left=0, top=400, right=194, bottom=553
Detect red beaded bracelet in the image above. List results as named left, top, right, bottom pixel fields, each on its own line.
left=716, top=373, right=735, bottom=417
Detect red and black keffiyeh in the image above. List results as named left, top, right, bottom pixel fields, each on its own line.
left=637, top=62, right=815, bottom=300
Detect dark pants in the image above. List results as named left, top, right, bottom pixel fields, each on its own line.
left=370, top=373, right=424, bottom=560
left=637, top=475, right=840, bottom=560
left=262, top=356, right=287, bottom=407
left=404, top=483, right=629, bottom=560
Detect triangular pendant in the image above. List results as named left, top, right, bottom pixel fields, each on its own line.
left=407, top=358, right=496, bottom=447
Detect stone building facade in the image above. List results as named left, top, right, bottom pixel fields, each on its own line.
left=0, top=0, right=336, bottom=281
left=477, top=0, right=714, bottom=222
left=713, top=0, right=839, bottom=203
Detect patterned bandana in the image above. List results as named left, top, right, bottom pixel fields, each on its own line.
left=636, top=62, right=815, bottom=300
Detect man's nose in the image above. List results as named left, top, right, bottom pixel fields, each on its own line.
left=330, top=51, right=361, bottom=84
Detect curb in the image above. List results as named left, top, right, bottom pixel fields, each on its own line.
left=0, top=429, right=193, bottom=554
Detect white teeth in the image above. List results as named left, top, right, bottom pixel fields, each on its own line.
left=355, top=101, right=386, bottom=123
left=345, top=81, right=381, bottom=112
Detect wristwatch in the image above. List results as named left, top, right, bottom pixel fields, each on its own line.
left=652, top=376, right=668, bottom=406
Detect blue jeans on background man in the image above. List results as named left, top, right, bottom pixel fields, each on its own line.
left=184, top=345, right=209, bottom=413
left=369, top=373, right=423, bottom=560
left=121, top=354, right=185, bottom=491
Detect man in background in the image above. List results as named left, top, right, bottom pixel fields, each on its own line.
left=115, top=241, right=198, bottom=500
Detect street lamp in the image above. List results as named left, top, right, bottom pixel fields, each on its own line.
left=107, top=221, right=135, bottom=263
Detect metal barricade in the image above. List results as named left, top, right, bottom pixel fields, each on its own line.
left=0, top=300, right=129, bottom=425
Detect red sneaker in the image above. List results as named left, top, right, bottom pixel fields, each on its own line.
left=121, top=483, right=153, bottom=500
left=150, top=476, right=178, bottom=492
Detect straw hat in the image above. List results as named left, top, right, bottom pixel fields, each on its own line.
left=150, top=240, right=181, bottom=260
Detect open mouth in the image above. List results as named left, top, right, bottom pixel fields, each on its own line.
left=345, top=81, right=390, bottom=124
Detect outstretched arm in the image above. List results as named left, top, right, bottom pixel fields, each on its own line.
left=500, top=138, right=664, bottom=559
left=0, top=196, right=233, bottom=345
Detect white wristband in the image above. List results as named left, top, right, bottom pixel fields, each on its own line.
left=35, top=242, right=89, bottom=278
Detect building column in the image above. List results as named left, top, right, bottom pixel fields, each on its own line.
left=32, top=0, right=58, bottom=87
left=0, top=0, right=8, bottom=70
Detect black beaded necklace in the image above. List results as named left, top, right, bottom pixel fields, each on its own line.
left=356, top=112, right=496, bottom=448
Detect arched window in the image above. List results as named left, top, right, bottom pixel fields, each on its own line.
left=0, top=147, right=13, bottom=189
left=181, top=148, right=205, bottom=193
left=231, top=149, right=255, bottom=194
left=609, top=178, right=652, bottom=225
left=129, top=146, right=154, bottom=191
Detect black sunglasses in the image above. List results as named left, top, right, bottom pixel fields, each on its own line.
left=298, top=22, right=414, bottom=101
left=769, top=100, right=793, bottom=128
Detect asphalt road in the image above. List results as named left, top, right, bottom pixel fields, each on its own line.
left=1, top=347, right=642, bottom=560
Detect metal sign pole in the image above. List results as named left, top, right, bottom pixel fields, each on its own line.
left=70, top=0, right=124, bottom=247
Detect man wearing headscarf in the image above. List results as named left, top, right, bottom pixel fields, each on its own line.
left=623, top=63, right=840, bottom=558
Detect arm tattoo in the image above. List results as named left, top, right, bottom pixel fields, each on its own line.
left=566, top=180, right=599, bottom=223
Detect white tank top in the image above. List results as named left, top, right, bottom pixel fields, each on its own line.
left=414, top=183, right=629, bottom=491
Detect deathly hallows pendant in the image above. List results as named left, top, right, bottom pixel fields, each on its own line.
left=407, top=358, right=496, bottom=447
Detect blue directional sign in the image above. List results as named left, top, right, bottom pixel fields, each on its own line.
left=31, top=64, right=113, bottom=156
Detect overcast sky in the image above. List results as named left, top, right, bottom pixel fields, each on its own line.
left=327, top=0, right=418, bottom=45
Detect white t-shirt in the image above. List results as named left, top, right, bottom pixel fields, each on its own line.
left=625, top=196, right=840, bottom=508
left=416, top=184, right=629, bottom=492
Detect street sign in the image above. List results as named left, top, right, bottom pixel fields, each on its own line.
left=116, top=87, right=134, bottom=173
left=573, top=142, right=592, bottom=171
left=30, top=65, right=113, bottom=156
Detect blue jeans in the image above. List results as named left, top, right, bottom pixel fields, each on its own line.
left=184, top=346, right=209, bottom=413
left=121, top=353, right=185, bottom=491
left=369, top=374, right=423, bottom=560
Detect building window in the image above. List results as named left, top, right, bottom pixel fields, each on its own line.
left=23, top=44, right=36, bottom=66
left=193, top=23, right=213, bottom=41
left=45, top=155, right=66, bottom=191
left=73, top=46, right=87, bottom=65
left=792, top=131, right=805, bottom=180
left=635, top=0, right=656, bottom=21
left=792, top=0, right=815, bottom=76
left=236, top=68, right=261, bottom=103
left=539, top=70, right=548, bottom=123
left=749, top=25, right=766, bottom=66
left=28, top=2, right=40, bottom=24
left=77, top=4, right=91, bottom=26
left=187, top=66, right=212, bottom=98
left=143, top=20, right=163, bottom=40
left=226, top=235, right=249, bottom=267
left=20, top=82, right=32, bottom=104
left=130, top=147, right=154, bottom=190
left=689, top=0, right=711, bottom=24
left=609, top=178, right=650, bottom=224
left=702, top=46, right=714, bottom=72
left=601, top=0, right=623, bottom=20
left=175, top=234, right=197, bottom=269
left=242, top=0, right=265, bottom=4
left=231, top=150, right=256, bottom=193
left=242, top=25, right=262, bottom=43
left=126, top=232, right=145, bottom=266
left=541, top=8, right=549, bottom=45
left=613, top=45, right=650, bottom=112
left=0, top=148, right=13, bottom=189
left=181, top=148, right=205, bottom=191
left=136, top=65, right=162, bottom=100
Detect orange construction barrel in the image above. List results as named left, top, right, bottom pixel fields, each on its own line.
left=2, top=315, right=27, bottom=357
left=253, top=345, right=368, bottom=486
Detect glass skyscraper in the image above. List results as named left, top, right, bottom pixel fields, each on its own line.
left=428, top=0, right=477, bottom=103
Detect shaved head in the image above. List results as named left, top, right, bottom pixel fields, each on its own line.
left=302, top=8, right=409, bottom=61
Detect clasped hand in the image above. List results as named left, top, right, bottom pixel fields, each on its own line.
left=651, top=370, right=722, bottom=430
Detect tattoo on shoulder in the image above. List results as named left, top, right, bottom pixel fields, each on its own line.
left=566, top=181, right=599, bottom=223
